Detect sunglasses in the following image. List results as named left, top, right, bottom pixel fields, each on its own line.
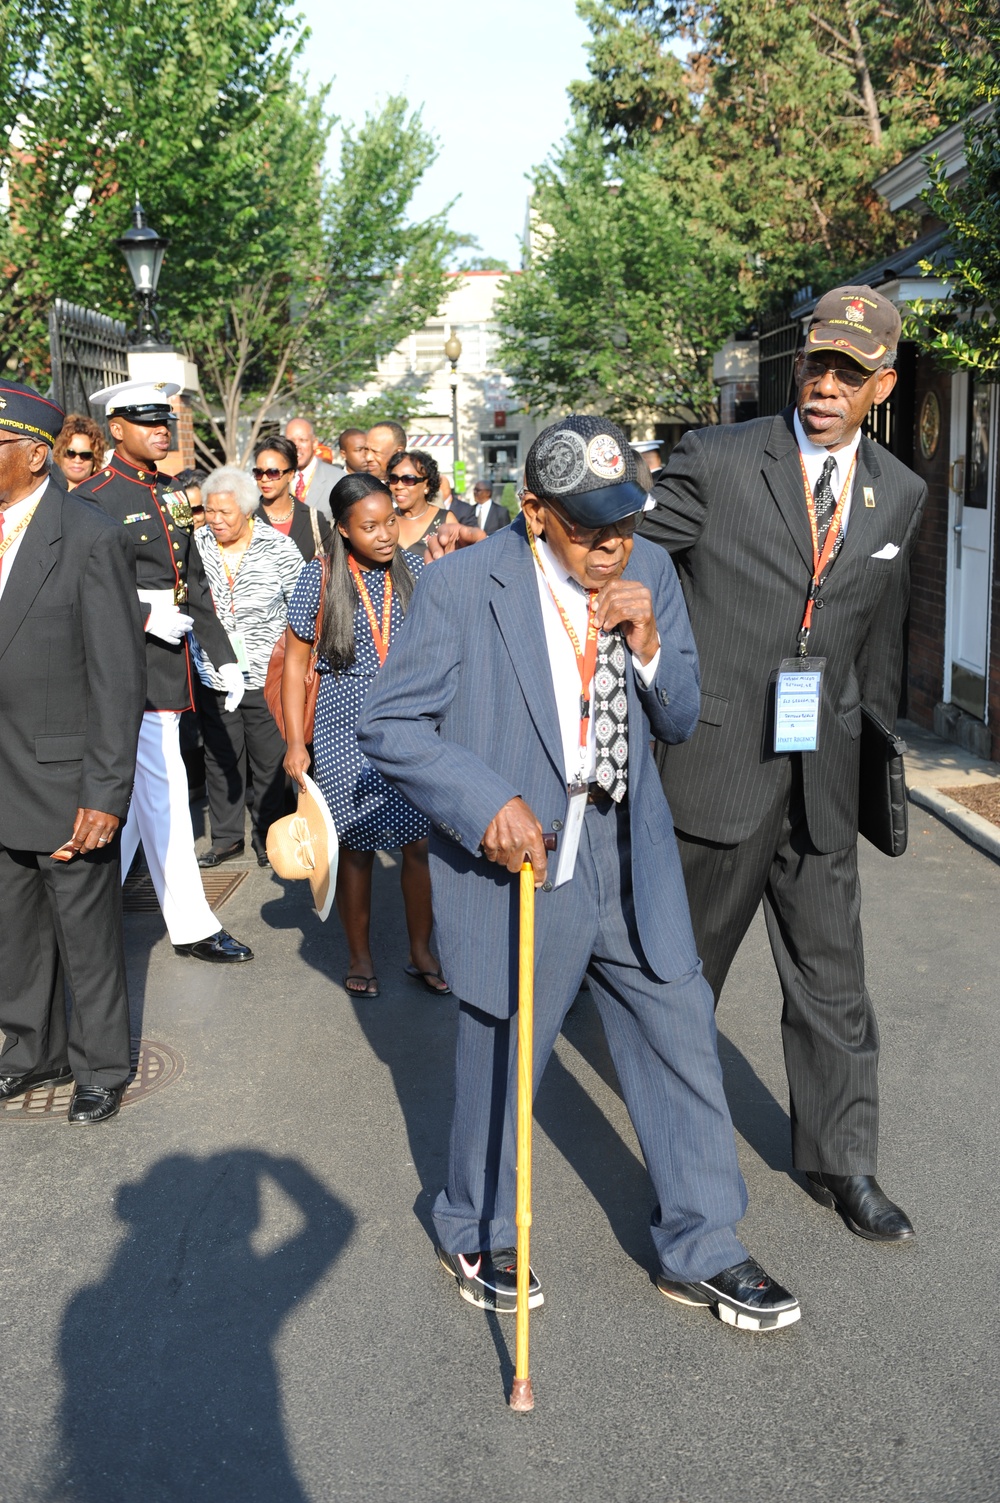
left=798, top=358, right=875, bottom=392
left=65, top=448, right=95, bottom=461
left=387, top=472, right=425, bottom=486
left=252, top=466, right=293, bottom=481
left=521, top=492, right=640, bottom=547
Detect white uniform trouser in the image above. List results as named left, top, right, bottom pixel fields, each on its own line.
left=120, top=710, right=221, bottom=946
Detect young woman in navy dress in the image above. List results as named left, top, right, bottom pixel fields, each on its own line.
left=282, top=474, right=449, bottom=998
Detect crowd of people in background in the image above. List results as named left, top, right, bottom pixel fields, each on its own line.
left=40, top=400, right=512, bottom=1001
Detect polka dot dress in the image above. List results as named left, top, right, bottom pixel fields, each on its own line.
left=286, top=552, right=429, bottom=852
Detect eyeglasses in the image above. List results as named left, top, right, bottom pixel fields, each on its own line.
left=387, top=472, right=425, bottom=486
left=798, top=358, right=876, bottom=392
left=520, top=491, right=640, bottom=546
left=0, top=436, right=29, bottom=448
left=65, top=448, right=95, bottom=461
left=252, top=466, right=293, bottom=481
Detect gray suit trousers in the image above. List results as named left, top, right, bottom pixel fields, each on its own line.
left=676, top=757, right=879, bottom=1175
left=432, top=798, right=749, bottom=1281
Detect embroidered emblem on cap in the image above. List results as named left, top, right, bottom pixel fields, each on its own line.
left=844, top=298, right=867, bottom=325
left=535, top=429, right=588, bottom=494
left=587, top=433, right=625, bottom=480
left=0, top=398, right=6, bottom=409
left=154, top=381, right=167, bottom=390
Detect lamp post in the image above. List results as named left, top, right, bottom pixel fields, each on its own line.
left=444, top=333, right=462, bottom=470
left=117, top=195, right=170, bottom=348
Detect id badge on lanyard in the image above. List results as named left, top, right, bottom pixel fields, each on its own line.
left=553, top=781, right=588, bottom=887
left=775, top=657, right=826, bottom=753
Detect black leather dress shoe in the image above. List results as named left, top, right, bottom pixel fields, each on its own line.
left=197, top=841, right=245, bottom=868
left=173, top=928, right=253, bottom=963
left=68, top=1084, right=123, bottom=1124
left=0, top=1065, right=73, bottom=1101
left=805, top=1172, right=915, bottom=1242
left=657, top=1255, right=800, bottom=1331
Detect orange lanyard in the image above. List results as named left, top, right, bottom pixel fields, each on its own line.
left=349, top=554, right=393, bottom=665
left=528, top=527, right=599, bottom=754
left=797, top=454, right=856, bottom=654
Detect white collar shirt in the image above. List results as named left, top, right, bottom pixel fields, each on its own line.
left=793, top=410, right=862, bottom=534
left=532, top=532, right=660, bottom=784
left=0, top=475, right=50, bottom=603
left=475, top=499, right=492, bottom=529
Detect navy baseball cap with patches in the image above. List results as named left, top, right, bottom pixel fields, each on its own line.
left=525, top=415, right=646, bottom=527
left=0, top=381, right=65, bottom=446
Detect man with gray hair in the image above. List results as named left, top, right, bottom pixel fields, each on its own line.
left=193, top=466, right=305, bottom=867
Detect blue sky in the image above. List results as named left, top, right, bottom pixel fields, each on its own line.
left=296, top=0, right=591, bottom=266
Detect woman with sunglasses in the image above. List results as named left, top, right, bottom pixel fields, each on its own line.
left=252, top=434, right=331, bottom=563
left=53, top=414, right=106, bottom=489
left=385, top=449, right=458, bottom=560
left=282, top=473, right=449, bottom=999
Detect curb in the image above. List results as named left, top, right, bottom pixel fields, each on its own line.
left=909, top=786, right=1000, bottom=862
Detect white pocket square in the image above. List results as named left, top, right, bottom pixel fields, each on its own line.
left=871, top=543, right=900, bottom=560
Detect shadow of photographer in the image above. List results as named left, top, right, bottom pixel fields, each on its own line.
left=51, top=1149, right=353, bottom=1503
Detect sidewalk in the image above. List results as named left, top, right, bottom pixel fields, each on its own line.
left=898, top=717, right=1000, bottom=861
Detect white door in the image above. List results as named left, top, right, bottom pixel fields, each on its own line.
left=947, top=375, right=996, bottom=719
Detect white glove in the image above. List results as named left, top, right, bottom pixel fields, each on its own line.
left=218, top=661, right=246, bottom=713
left=144, top=602, right=195, bottom=645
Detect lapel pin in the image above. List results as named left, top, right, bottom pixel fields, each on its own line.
left=863, top=486, right=876, bottom=508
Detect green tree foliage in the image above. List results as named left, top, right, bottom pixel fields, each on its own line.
left=497, top=128, right=743, bottom=423
left=500, top=0, right=990, bottom=420
left=1, top=2, right=460, bottom=462
left=905, top=3, right=1000, bottom=375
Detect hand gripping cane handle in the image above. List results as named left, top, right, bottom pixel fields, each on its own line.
left=510, top=857, right=537, bottom=1412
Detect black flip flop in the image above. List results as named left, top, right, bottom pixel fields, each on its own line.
left=404, top=964, right=452, bottom=996
left=344, top=973, right=380, bottom=997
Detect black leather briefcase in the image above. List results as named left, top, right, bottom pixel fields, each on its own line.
left=858, top=705, right=909, bottom=857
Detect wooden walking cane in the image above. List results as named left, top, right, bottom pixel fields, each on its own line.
left=510, top=857, right=536, bottom=1412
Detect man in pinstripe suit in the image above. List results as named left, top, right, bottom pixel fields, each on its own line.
left=642, top=286, right=925, bottom=1243
left=360, top=416, right=800, bottom=1330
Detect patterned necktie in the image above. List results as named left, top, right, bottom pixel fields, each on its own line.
left=594, top=629, right=628, bottom=802
left=294, top=470, right=306, bottom=503
left=813, top=455, right=837, bottom=543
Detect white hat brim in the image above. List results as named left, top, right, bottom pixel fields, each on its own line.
left=300, top=773, right=339, bottom=921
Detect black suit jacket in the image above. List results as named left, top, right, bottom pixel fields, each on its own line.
left=255, top=499, right=332, bottom=563
left=0, top=480, right=146, bottom=850
left=75, top=454, right=236, bottom=711
left=641, top=408, right=926, bottom=853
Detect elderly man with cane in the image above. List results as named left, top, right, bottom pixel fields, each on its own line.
left=359, top=415, right=799, bottom=1335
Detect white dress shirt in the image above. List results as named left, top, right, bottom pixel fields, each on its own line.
left=532, top=533, right=660, bottom=783
left=793, top=410, right=861, bottom=536
left=0, top=476, right=50, bottom=603
left=475, top=499, right=492, bottom=530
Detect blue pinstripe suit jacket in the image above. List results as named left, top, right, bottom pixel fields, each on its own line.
left=357, top=517, right=704, bottom=1016
left=642, top=409, right=927, bottom=853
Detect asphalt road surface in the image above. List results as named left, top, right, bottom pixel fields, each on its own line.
left=1, top=810, right=998, bottom=1503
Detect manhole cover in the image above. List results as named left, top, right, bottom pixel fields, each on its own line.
left=0, top=1039, right=184, bottom=1121
left=123, top=869, right=247, bottom=912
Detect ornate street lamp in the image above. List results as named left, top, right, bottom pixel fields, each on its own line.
left=117, top=195, right=170, bottom=348
left=444, top=332, right=462, bottom=465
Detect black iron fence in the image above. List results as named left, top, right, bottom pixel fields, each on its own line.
left=48, top=299, right=128, bottom=424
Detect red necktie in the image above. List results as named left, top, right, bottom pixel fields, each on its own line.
left=295, top=471, right=305, bottom=503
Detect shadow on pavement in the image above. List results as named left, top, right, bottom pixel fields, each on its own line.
left=50, top=1149, right=353, bottom=1503
left=715, top=1030, right=794, bottom=1175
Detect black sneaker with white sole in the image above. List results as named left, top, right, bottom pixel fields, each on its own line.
left=437, top=1247, right=544, bottom=1313
left=657, top=1255, right=800, bottom=1331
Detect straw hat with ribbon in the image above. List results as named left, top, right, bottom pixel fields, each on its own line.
left=266, top=774, right=338, bottom=921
